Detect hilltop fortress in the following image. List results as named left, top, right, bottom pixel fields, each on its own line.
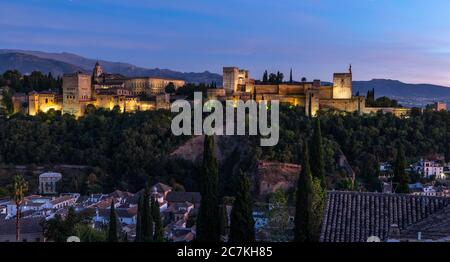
left=13, top=64, right=409, bottom=117
left=19, top=62, right=185, bottom=117
left=208, top=66, right=409, bottom=117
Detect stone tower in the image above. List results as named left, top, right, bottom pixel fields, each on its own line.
left=63, top=72, right=92, bottom=117
left=92, top=61, right=103, bottom=84
left=223, top=67, right=250, bottom=94
left=332, top=65, right=352, bottom=99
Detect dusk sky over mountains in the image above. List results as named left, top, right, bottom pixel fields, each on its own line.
left=1, top=0, right=450, bottom=86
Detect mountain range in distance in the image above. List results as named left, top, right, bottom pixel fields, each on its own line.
left=0, top=49, right=449, bottom=107
left=0, top=49, right=222, bottom=85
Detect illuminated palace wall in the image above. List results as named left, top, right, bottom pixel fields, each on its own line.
left=28, top=91, right=62, bottom=116
left=211, top=66, right=364, bottom=117
left=211, top=66, right=411, bottom=117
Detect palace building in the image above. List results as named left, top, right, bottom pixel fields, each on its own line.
left=18, top=62, right=185, bottom=117
left=13, top=63, right=409, bottom=118
left=209, top=66, right=410, bottom=117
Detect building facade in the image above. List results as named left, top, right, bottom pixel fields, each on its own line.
left=16, top=63, right=185, bottom=117
left=39, top=172, right=62, bottom=195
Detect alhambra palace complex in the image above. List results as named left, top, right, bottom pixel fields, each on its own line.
left=212, top=66, right=410, bottom=117
left=13, top=63, right=409, bottom=117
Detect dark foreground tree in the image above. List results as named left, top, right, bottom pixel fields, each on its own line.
left=229, top=172, right=255, bottom=242
left=142, top=188, right=153, bottom=242
left=11, top=175, right=28, bottom=242
left=310, top=119, right=326, bottom=188
left=393, top=145, right=409, bottom=193
left=135, top=187, right=153, bottom=242
left=294, top=143, right=314, bottom=242
left=108, top=200, right=118, bottom=242
left=135, top=195, right=142, bottom=242
left=151, top=197, right=164, bottom=242
left=196, top=135, right=221, bottom=242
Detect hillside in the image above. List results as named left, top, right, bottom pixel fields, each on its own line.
left=0, top=53, right=84, bottom=76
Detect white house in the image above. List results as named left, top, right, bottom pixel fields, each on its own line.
left=51, top=195, right=77, bottom=210
left=416, top=160, right=444, bottom=179
left=39, top=172, right=62, bottom=195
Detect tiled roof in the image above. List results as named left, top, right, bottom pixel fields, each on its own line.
left=0, top=217, right=44, bottom=235
left=116, top=206, right=138, bottom=218
left=394, top=205, right=450, bottom=241
left=166, top=192, right=201, bottom=204
left=153, top=183, right=172, bottom=193
left=51, top=195, right=74, bottom=205
left=109, top=190, right=134, bottom=199
left=320, top=191, right=450, bottom=242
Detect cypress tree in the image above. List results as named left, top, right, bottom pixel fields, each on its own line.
left=108, top=200, right=118, bottom=242
left=262, top=70, right=268, bottom=83
left=151, top=197, right=164, bottom=242
left=219, top=202, right=229, bottom=238
left=134, top=195, right=143, bottom=242
left=289, top=68, right=293, bottom=83
left=310, top=119, right=326, bottom=188
left=294, top=142, right=314, bottom=242
left=229, top=172, right=255, bottom=243
left=393, top=145, right=409, bottom=193
left=143, top=187, right=153, bottom=242
left=196, top=135, right=221, bottom=242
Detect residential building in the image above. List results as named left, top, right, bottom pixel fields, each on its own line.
left=38, top=172, right=62, bottom=195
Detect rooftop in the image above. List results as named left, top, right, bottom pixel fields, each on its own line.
left=320, top=191, right=450, bottom=242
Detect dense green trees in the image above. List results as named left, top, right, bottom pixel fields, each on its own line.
left=261, top=70, right=284, bottom=84
left=1, top=70, right=62, bottom=94
left=0, top=109, right=188, bottom=192
left=229, top=172, right=255, bottom=243
left=366, top=88, right=401, bottom=107
left=267, top=189, right=290, bottom=241
left=196, top=135, right=221, bottom=242
left=257, top=105, right=450, bottom=192
left=43, top=207, right=96, bottom=242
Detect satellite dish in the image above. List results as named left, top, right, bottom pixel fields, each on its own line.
left=367, top=236, right=381, bottom=242
left=67, top=236, right=81, bottom=242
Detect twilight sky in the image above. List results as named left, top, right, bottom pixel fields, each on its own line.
left=1, top=0, right=450, bottom=85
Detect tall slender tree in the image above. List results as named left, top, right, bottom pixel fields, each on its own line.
left=294, top=143, right=314, bottom=242
left=393, top=145, right=409, bottom=193
left=229, top=172, right=255, bottom=243
left=262, top=70, right=268, bottom=83
left=108, top=200, right=119, bottom=242
left=310, top=119, right=326, bottom=188
left=196, top=135, right=221, bottom=242
left=151, top=197, right=164, bottom=242
left=289, top=68, right=293, bottom=83
left=141, top=187, right=153, bottom=242
left=219, top=201, right=229, bottom=238
left=134, top=195, right=143, bottom=242
left=11, top=175, right=28, bottom=242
